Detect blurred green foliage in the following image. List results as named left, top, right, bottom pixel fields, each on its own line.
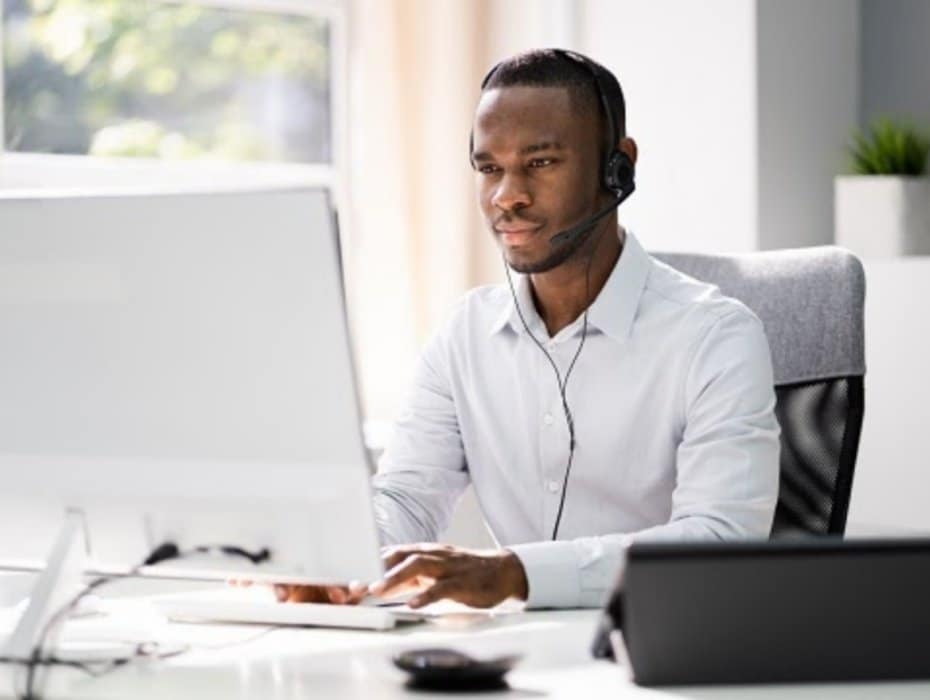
left=848, top=119, right=930, bottom=176
left=3, top=0, right=331, bottom=163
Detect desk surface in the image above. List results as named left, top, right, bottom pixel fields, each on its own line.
left=3, top=588, right=930, bottom=700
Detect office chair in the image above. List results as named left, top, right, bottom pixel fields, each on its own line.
left=653, top=248, right=865, bottom=536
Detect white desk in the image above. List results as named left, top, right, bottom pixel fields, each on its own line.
left=3, top=588, right=930, bottom=700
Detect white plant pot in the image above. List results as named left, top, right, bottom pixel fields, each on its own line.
left=835, top=176, right=930, bottom=257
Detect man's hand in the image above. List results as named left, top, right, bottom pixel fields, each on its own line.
left=230, top=579, right=367, bottom=605
left=368, top=544, right=529, bottom=609
left=272, top=582, right=368, bottom=604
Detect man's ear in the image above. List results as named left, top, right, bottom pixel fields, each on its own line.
left=619, top=137, right=638, bottom=166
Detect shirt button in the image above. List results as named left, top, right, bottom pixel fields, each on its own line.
left=543, top=413, right=554, bottom=426
left=547, top=480, right=561, bottom=493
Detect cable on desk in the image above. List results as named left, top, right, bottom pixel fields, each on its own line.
left=3, top=541, right=272, bottom=700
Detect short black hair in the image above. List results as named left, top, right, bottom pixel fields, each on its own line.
left=480, top=48, right=626, bottom=143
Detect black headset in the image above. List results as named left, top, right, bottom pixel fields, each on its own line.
left=479, top=50, right=635, bottom=540
left=477, top=48, right=635, bottom=220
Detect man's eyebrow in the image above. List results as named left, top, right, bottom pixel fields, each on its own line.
left=471, top=141, right=564, bottom=163
left=519, top=141, right=563, bottom=156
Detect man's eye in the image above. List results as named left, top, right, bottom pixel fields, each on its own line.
left=477, top=164, right=500, bottom=175
left=529, top=158, right=554, bottom=168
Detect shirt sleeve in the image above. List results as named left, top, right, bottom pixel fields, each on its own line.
left=509, top=308, right=781, bottom=609
left=371, top=330, right=471, bottom=546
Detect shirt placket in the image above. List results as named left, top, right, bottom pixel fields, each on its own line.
left=535, top=336, right=573, bottom=537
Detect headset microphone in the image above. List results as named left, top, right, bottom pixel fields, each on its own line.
left=548, top=184, right=635, bottom=248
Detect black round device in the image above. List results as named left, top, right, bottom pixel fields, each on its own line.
left=393, top=647, right=521, bottom=691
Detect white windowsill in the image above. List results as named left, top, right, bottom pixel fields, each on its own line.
left=0, top=152, right=334, bottom=194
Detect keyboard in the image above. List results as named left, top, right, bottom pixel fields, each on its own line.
left=151, top=587, right=425, bottom=631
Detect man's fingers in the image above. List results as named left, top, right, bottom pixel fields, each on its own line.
left=381, top=550, right=409, bottom=570
left=408, top=580, right=456, bottom=609
left=381, top=544, right=452, bottom=570
left=374, top=577, right=428, bottom=600
left=328, top=587, right=348, bottom=604
left=346, top=581, right=368, bottom=604
left=370, top=554, right=446, bottom=597
left=381, top=546, right=427, bottom=570
left=381, top=554, right=445, bottom=590
left=274, top=585, right=350, bottom=604
left=277, top=584, right=322, bottom=603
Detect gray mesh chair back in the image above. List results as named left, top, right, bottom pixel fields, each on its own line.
left=653, top=248, right=865, bottom=536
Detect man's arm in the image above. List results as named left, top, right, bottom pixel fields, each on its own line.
left=372, top=330, right=471, bottom=545
left=508, top=308, right=780, bottom=608
left=367, top=324, right=532, bottom=608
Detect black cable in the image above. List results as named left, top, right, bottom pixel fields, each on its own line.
left=192, top=545, right=271, bottom=566
left=502, top=216, right=613, bottom=540
left=550, top=238, right=599, bottom=540
left=144, top=543, right=270, bottom=567
left=0, top=655, right=122, bottom=674
left=3, top=640, right=186, bottom=682
left=21, top=572, right=125, bottom=698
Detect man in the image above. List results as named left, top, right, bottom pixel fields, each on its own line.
left=283, top=49, right=779, bottom=609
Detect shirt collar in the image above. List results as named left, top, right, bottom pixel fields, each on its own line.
left=489, top=267, right=544, bottom=338
left=489, top=229, right=652, bottom=344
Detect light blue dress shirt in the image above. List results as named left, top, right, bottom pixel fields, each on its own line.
left=372, top=231, right=780, bottom=609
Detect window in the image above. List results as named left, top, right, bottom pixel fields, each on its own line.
left=2, top=0, right=335, bottom=164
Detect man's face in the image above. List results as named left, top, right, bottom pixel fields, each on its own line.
left=471, top=86, right=605, bottom=274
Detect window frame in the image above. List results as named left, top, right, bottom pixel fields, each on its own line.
left=0, top=0, right=348, bottom=207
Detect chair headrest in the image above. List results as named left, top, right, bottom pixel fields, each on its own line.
left=652, top=247, right=865, bottom=385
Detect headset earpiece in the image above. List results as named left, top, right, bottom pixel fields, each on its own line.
left=604, top=150, right=635, bottom=197
left=550, top=50, right=634, bottom=199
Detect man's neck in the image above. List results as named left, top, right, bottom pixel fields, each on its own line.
left=530, top=222, right=625, bottom=338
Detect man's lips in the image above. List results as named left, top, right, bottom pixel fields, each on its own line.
left=495, top=223, right=543, bottom=246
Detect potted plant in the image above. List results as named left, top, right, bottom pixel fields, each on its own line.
left=835, top=119, right=930, bottom=257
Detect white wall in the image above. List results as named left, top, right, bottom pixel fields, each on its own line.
left=847, top=260, right=930, bottom=534
left=578, top=0, right=759, bottom=253
left=578, top=0, right=862, bottom=254
left=860, top=0, right=930, bottom=125
left=756, top=0, right=859, bottom=251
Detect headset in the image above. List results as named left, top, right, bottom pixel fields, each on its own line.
left=478, top=50, right=636, bottom=540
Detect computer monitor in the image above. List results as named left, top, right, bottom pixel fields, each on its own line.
left=0, top=187, right=383, bottom=653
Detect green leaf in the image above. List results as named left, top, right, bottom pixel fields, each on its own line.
left=846, top=118, right=930, bottom=176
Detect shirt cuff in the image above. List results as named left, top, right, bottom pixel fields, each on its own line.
left=507, top=540, right=582, bottom=609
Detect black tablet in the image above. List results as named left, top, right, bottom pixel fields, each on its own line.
left=594, top=538, right=930, bottom=685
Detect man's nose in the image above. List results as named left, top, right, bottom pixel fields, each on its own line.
left=491, top=172, right=532, bottom=212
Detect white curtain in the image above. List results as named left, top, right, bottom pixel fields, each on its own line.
left=345, top=0, right=576, bottom=421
